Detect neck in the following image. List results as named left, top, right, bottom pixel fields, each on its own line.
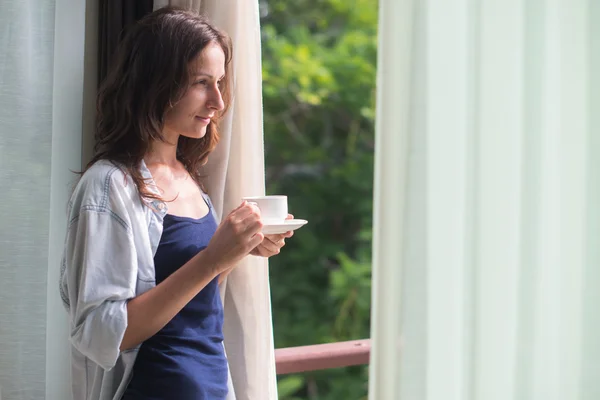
left=145, top=130, right=179, bottom=167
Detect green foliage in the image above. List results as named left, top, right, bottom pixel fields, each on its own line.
left=277, top=376, right=306, bottom=399
left=260, top=0, right=378, bottom=398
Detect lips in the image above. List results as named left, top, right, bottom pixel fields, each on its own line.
left=195, top=116, right=211, bottom=124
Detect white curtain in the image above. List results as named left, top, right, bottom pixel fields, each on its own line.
left=0, top=0, right=54, bottom=396
left=156, top=2, right=277, bottom=400
left=0, top=0, right=96, bottom=399
left=370, top=0, right=600, bottom=399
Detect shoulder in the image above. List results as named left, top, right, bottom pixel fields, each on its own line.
left=69, top=160, right=139, bottom=219
left=78, top=160, right=125, bottom=190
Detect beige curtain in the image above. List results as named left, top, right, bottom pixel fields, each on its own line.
left=154, top=2, right=277, bottom=400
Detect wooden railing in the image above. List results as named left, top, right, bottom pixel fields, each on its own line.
left=275, top=339, right=371, bottom=375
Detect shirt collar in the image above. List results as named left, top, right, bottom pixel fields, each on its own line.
left=139, top=159, right=168, bottom=216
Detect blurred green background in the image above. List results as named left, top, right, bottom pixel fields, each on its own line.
left=260, top=0, right=378, bottom=398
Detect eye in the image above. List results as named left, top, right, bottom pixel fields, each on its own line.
left=217, top=79, right=224, bottom=89
left=195, top=79, right=207, bottom=86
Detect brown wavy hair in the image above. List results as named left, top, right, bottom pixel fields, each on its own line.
left=84, top=7, right=233, bottom=200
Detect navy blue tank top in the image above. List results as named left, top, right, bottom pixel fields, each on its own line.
left=123, top=196, right=228, bottom=400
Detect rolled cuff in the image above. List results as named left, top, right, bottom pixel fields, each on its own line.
left=70, top=299, right=129, bottom=371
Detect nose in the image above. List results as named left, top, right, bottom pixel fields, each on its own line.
left=208, top=85, right=225, bottom=111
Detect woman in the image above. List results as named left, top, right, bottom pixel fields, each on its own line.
left=59, top=7, right=291, bottom=400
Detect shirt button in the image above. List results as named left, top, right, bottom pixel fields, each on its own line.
left=158, top=202, right=165, bottom=210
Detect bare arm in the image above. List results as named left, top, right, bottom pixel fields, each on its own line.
left=218, top=268, right=232, bottom=285
left=121, top=201, right=264, bottom=350
left=120, top=250, right=217, bottom=351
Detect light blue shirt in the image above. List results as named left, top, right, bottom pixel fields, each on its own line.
left=59, top=160, right=225, bottom=400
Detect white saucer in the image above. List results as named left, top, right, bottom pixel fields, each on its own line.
left=262, top=219, right=308, bottom=235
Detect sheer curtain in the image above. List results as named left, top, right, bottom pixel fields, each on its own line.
left=0, top=0, right=55, bottom=396
left=0, top=0, right=96, bottom=399
left=370, top=0, right=600, bottom=399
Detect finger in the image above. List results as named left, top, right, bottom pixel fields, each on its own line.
left=286, top=214, right=294, bottom=220
left=259, top=238, right=282, bottom=253
left=253, top=244, right=279, bottom=258
left=241, top=209, right=263, bottom=229
left=235, top=201, right=248, bottom=211
left=264, top=233, right=285, bottom=244
left=231, top=201, right=258, bottom=220
left=248, top=232, right=265, bottom=249
left=248, top=202, right=261, bottom=215
left=241, top=218, right=263, bottom=238
left=230, top=204, right=260, bottom=231
left=230, top=200, right=251, bottom=215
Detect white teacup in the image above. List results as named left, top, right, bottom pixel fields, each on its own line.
left=242, top=195, right=288, bottom=225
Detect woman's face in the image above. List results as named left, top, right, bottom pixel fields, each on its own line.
left=163, top=42, right=226, bottom=140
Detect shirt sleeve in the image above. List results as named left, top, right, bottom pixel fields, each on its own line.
left=61, top=184, right=138, bottom=371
